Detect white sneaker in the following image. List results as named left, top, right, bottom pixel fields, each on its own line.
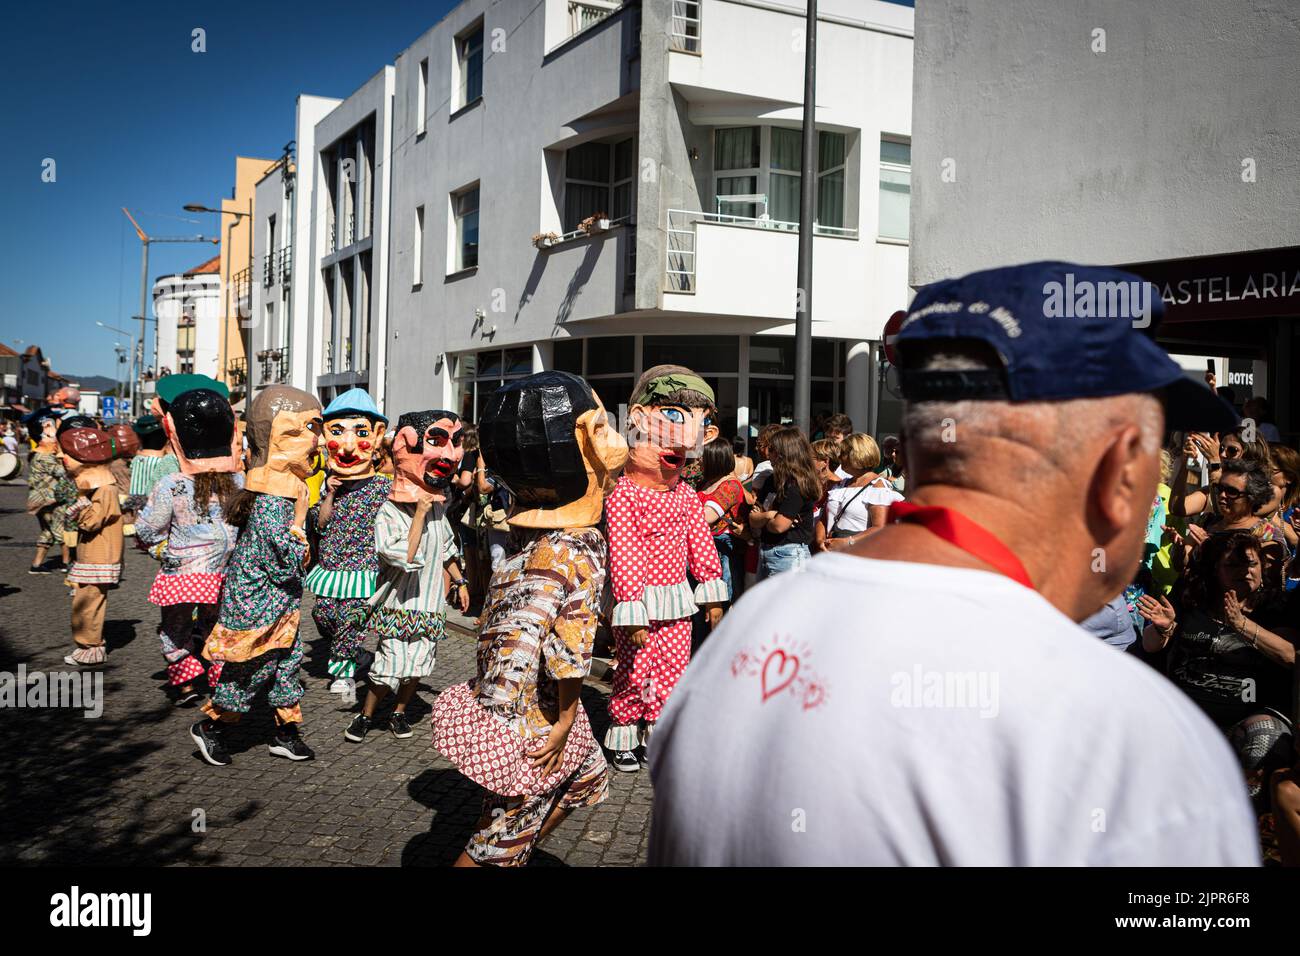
left=329, top=677, right=356, bottom=696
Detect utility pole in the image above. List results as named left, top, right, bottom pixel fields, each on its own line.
left=793, top=0, right=818, bottom=433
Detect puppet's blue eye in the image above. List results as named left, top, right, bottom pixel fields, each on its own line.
left=660, top=408, right=685, bottom=424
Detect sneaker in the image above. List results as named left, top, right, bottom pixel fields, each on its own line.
left=611, top=749, right=640, bottom=773
left=343, top=714, right=372, bottom=743
left=328, top=677, right=356, bottom=696
left=269, top=725, right=315, bottom=761
left=28, top=564, right=51, bottom=575
left=389, top=712, right=413, bottom=739
left=50, top=559, right=68, bottom=574
left=175, top=690, right=203, bottom=708
left=636, top=746, right=650, bottom=769
left=190, top=720, right=232, bottom=767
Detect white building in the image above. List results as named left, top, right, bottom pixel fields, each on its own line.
left=152, top=255, right=223, bottom=382
left=910, top=0, right=1300, bottom=436
left=250, top=94, right=343, bottom=395
left=383, top=0, right=913, bottom=439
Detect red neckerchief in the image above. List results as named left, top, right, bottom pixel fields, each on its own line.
left=888, top=500, right=1035, bottom=590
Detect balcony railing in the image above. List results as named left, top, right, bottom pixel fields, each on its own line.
left=665, top=208, right=858, bottom=293
left=670, top=1, right=701, bottom=53
left=328, top=221, right=336, bottom=254
left=226, top=357, right=247, bottom=387
left=277, top=247, right=292, bottom=284
left=262, top=254, right=275, bottom=287
left=346, top=211, right=356, bottom=246
left=570, top=0, right=619, bottom=37
left=231, top=267, right=251, bottom=305
left=322, top=339, right=333, bottom=374
left=257, top=347, right=290, bottom=386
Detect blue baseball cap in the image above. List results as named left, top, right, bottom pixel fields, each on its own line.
left=323, top=387, right=387, bottom=424
left=895, top=261, right=1239, bottom=432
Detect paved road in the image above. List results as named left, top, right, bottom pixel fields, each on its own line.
left=0, top=477, right=652, bottom=866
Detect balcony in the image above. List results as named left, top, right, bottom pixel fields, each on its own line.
left=666, top=208, right=858, bottom=292
left=262, top=254, right=275, bottom=287
left=257, top=347, right=290, bottom=386
left=569, top=0, right=619, bottom=36
left=277, top=247, right=292, bottom=284
left=231, top=267, right=251, bottom=309
left=226, top=357, right=247, bottom=387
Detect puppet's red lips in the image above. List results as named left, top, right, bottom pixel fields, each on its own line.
left=425, top=459, right=455, bottom=484
left=333, top=452, right=362, bottom=466
left=660, top=451, right=684, bottom=468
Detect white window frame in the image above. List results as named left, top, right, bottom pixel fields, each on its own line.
left=417, top=58, right=429, bottom=135
left=450, top=183, right=480, bottom=273
left=413, top=204, right=425, bottom=286
left=454, top=21, right=484, bottom=111
left=712, top=126, right=851, bottom=230
left=878, top=136, right=911, bottom=243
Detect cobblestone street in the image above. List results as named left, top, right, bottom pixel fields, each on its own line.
left=0, top=479, right=652, bottom=866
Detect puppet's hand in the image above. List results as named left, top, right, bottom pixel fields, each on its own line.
left=620, top=626, right=649, bottom=648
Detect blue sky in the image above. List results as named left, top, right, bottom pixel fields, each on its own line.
left=1, top=0, right=457, bottom=382
left=2, top=0, right=913, bottom=383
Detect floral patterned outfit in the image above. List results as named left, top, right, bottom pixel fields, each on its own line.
left=603, top=475, right=727, bottom=750
left=27, top=451, right=73, bottom=547
left=201, top=495, right=309, bottom=726
left=364, top=500, right=458, bottom=692
left=136, top=472, right=242, bottom=686
left=305, top=475, right=390, bottom=679
left=432, top=527, right=610, bottom=866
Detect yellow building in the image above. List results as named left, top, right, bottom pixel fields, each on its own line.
left=217, top=156, right=279, bottom=403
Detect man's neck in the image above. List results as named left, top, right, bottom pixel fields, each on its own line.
left=849, top=483, right=1095, bottom=621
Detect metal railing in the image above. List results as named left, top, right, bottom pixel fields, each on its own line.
left=665, top=208, right=858, bottom=292
left=322, top=339, right=333, bottom=374
left=262, top=254, right=275, bottom=287
left=226, top=357, right=247, bottom=387
left=670, top=1, right=701, bottom=53
left=257, top=347, right=290, bottom=385
left=569, top=0, right=619, bottom=36
left=231, top=267, right=251, bottom=305
left=346, top=211, right=356, bottom=246
left=277, top=247, right=292, bottom=284
left=328, top=220, right=336, bottom=254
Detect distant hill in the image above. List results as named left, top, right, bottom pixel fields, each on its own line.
left=62, top=375, right=120, bottom=393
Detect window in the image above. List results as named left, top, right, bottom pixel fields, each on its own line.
left=713, top=126, right=848, bottom=227
left=713, top=126, right=760, bottom=219
left=456, top=23, right=484, bottom=110
left=453, top=185, right=479, bottom=271
left=879, top=138, right=911, bottom=241
left=413, top=205, right=425, bottom=285
left=417, top=58, right=428, bottom=135
left=561, top=138, right=635, bottom=231
left=454, top=347, right=532, bottom=422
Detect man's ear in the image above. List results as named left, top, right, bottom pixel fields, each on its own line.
left=1092, top=424, right=1147, bottom=535
left=704, top=421, right=720, bottom=446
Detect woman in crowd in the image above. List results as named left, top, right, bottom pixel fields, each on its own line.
left=731, top=435, right=754, bottom=483
left=748, top=426, right=820, bottom=580
left=809, top=438, right=841, bottom=530
left=1262, top=444, right=1300, bottom=550
left=1136, top=532, right=1296, bottom=835
left=817, top=433, right=903, bottom=553
left=697, top=436, right=748, bottom=604
left=25, top=409, right=75, bottom=574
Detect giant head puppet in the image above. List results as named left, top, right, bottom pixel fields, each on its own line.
left=479, top=371, right=628, bottom=529
left=243, top=385, right=323, bottom=499
left=57, top=415, right=140, bottom=491
left=23, top=407, right=64, bottom=452
left=624, top=365, right=718, bottom=492
left=164, top=388, right=241, bottom=476
left=321, top=387, right=387, bottom=481
left=389, top=409, right=464, bottom=504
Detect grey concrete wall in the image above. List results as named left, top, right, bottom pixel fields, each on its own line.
left=383, top=0, right=641, bottom=415
left=911, top=0, right=1300, bottom=286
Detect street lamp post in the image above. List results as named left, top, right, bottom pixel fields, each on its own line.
left=184, top=203, right=252, bottom=397
left=97, top=321, right=136, bottom=418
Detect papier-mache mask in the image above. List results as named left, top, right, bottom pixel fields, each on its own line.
left=389, top=410, right=463, bottom=504
left=625, top=364, right=719, bottom=492
left=164, top=388, right=241, bottom=476
left=57, top=418, right=140, bottom=491
left=243, top=385, right=323, bottom=499
left=322, top=387, right=388, bottom=481
left=479, top=371, right=627, bottom=529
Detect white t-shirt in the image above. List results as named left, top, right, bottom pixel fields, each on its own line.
left=824, top=477, right=903, bottom=535
left=648, top=553, right=1259, bottom=866
left=1, top=434, right=16, bottom=454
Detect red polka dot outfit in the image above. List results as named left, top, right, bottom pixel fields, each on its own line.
left=604, top=475, right=726, bottom=750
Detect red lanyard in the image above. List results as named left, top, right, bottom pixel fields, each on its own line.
left=888, top=500, right=1035, bottom=590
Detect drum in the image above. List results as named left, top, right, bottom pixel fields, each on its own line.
left=0, top=451, right=20, bottom=481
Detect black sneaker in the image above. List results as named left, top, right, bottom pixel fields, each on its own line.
left=611, top=749, right=640, bottom=773
left=636, top=745, right=650, bottom=769
left=28, top=563, right=51, bottom=575
left=389, top=711, right=413, bottom=739
left=190, top=720, right=232, bottom=767
left=344, top=714, right=372, bottom=743
left=268, top=725, right=315, bottom=761
left=50, top=559, right=69, bottom=574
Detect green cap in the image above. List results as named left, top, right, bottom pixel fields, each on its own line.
left=155, top=374, right=229, bottom=406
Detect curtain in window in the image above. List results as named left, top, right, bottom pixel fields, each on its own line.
left=714, top=127, right=758, bottom=171
left=568, top=142, right=610, bottom=183
left=716, top=175, right=758, bottom=218
left=819, top=132, right=846, bottom=172
left=565, top=183, right=608, bottom=231
left=770, top=128, right=802, bottom=171
left=770, top=173, right=800, bottom=223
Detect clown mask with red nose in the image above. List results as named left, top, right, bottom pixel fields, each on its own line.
left=321, top=388, right=388, bottom=481
left=389, top=410, right=464, bottom=504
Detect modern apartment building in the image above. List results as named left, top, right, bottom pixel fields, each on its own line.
left=301, top=67, right=397, bottom=409
left=381, top=0, right=913, bottom=439
left=249, top=95, right=343, bottom=396
left=152, top=255, right=222, bottom=382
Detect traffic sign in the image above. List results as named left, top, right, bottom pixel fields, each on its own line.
left=883, top=309, right=908, bottom=365
left=101, top=396, right=117, bottom=420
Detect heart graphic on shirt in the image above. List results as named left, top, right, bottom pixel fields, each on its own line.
left=760, top=649, right=800, bottom=701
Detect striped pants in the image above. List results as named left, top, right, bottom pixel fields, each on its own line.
left=368, top=614, right=445, bottom=693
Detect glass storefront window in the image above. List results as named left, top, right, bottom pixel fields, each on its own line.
left=504, top=347, right=532, bottom=375
left=643, top=335, right=738, bottom=372
left=553, top=339, right=583, bottom=373
left=587, top=336, right=634, bottom=376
